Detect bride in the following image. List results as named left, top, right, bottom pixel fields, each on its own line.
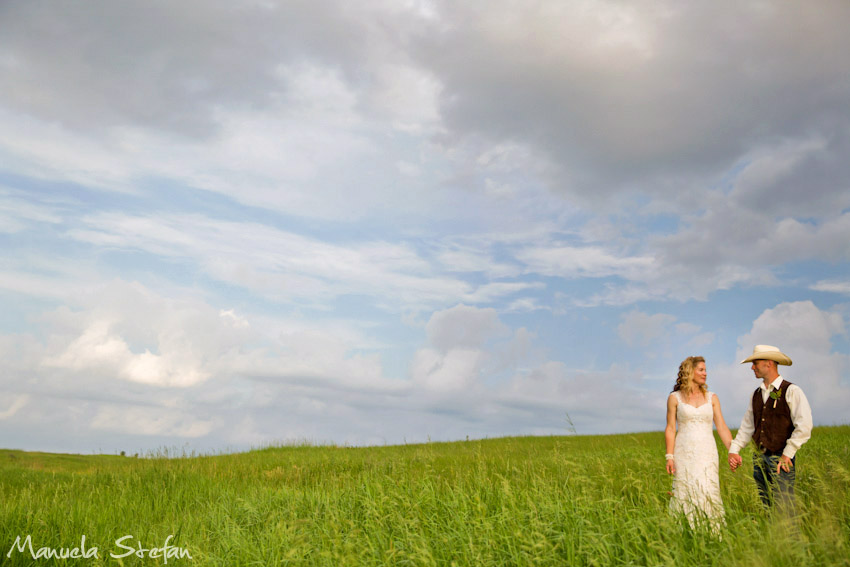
left=665, top=356, right=733, bottom=530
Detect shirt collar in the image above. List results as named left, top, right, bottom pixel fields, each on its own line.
left=760, top=376, right=784, bottom=391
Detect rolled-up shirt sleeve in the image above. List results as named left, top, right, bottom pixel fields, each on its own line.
left=783, top=385, right=813, bottom=458
left=729, top=403, right=755, bottom=454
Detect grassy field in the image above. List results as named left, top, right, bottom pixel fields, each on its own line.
left=1, top=426, right=848, bottom=566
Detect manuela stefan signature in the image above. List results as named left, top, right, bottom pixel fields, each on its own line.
left=7, top=534, right=192, bottom=562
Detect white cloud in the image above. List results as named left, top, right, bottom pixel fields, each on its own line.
left=424, top=304, right=508, bottom=352
left=461, top=282, right=544, bottom=304
left=27, top=279, right=397, bottom=396
left=500, top=362, right=661, bottom=434
left=0, top=278, right=414, bottom=449
left=436, top=247, right=521, bottom=278
left=517, top=244, right=655, bottom=280
left=41, top=297, right=223, bottom=388
left=370, top=63, right=441, bottom=133
left=219, top=309, right=250, bottom=329
left=0, top=395, right=29, bottom=420
left=419, top=0, right=850, bottom=206
left=65, top=212, right=474, bottom=310
left=0, top=188, right=64, bottom=233
left=736, top=301, right=845, bottom=356
left=811, top=280, right=850, bottom=295
left=733, top=138, right=829, bottom=208
left=618, top=310, right=677, bottom=347
left=671, top=323, right=714, bottom=349
left=90, top=405, right=215, bottom=438
left=409, top=304, right=664, bottom=434
left=686, top=332, right=716, bottom=349
left=577, top=283, right=663, bottom=307
left=411, top=305, right=534, bottom=394
left=411, top=347, right=484, bottom=392
left=675, top=322, right=700, bottom=335
left=505, top=297, right=548, bottom=313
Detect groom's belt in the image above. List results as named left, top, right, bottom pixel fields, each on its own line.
left=756, top=445, right=784, bottom=457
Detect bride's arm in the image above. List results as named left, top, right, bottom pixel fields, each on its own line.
left=665, top=393, right=677, bottom=474
left=711, top=394, right=733, bottom=450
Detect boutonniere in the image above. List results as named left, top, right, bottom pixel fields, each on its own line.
left=769, top=388, right=781, bottom=408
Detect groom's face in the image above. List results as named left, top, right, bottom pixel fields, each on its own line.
left=751, top=359, right=773, bottom=379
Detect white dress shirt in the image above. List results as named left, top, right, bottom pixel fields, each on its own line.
left=729, top=375, right=813, bottom=458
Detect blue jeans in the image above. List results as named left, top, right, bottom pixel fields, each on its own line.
left=752, top=453, right=796, bottom=511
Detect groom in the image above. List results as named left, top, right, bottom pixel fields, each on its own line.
left=728, top=345, right=813, bottom=510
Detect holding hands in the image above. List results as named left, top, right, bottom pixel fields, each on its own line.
left=727, top=452, right=792, bottom=474
left=728, top=453, right=742, bottom=471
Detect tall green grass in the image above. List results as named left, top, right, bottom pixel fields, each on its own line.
left=1, top=426, right=848, bottom=566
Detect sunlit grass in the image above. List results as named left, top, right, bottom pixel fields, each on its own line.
left=1, top=426, right=848, bottom=566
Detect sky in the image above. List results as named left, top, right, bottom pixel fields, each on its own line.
left=1, top=0, right=849, bottom=455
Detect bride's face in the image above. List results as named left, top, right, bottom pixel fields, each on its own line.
left=693, top=362, right=707, bottom=386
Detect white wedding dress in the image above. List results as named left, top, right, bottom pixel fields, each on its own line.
left=669, top=391, right=724, bottom=531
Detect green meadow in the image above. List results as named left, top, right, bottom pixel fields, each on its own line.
left=1, top=426, right=848, bottom=566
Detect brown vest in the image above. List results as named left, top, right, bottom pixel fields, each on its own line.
left=752, top=379, right=794, bottom=453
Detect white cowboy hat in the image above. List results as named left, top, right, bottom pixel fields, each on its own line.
left=740, top=344, right=792, bottom=366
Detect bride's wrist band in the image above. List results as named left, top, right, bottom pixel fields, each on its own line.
left=665, top=454, right=675, bottom=461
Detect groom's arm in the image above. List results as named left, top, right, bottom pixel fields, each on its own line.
left=782, top=385, right=813, bottom=459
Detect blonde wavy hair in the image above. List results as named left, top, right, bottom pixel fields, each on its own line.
left=673, top=356, right=707, bottom=395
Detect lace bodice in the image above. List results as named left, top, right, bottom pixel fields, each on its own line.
left=676, top=392, right=715, bottom=432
